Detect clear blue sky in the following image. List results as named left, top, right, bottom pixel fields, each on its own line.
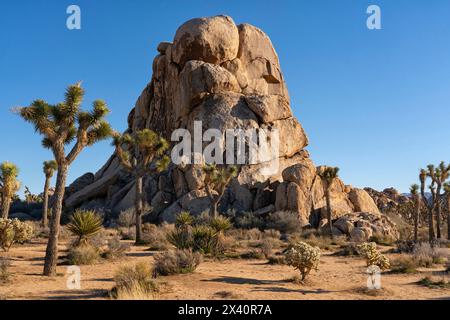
left=1, top=0, right=449, bottom=197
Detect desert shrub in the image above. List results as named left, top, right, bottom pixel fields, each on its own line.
left=263, top=229, right=281, bottom=240
left=226, top=228, right=263, bottom=241
left=234, top=212, right=265, bottom=230
left=167, top=227, right=192, bottom=250
left=0, top=257, right=11, bottom=284
left=117, top=208, right=135, bottom=229
left=142, top=223, right=171, bottom=251
left=29, top=221, right=49, bottom=238
left=111, top=262, right=162, bottom=299
left=0, top=218, right=34, bottom=251
left=417, top=277, right=450, bottom=289
left=394, top=240, right=416, bottom=254
left=302, top=234, right=346, bottom=251
left=266, top=211, right=302, bottom=234
left=68, top=244, right=100, bottom=265
left=267, top=255, right=286, bottom=265
left=152, top=249, right=202, bottom=276
left=284, top=242, right=321, bottom=281
left=194, top=211, right=212, bottom=226
left=357, top=242, right=390, bottom=271
left=334, top=243, right=360, bottom=256
left=389, top=255, right=419, bottom=274
left=102, top=236, right=130, bottom=260
left=67, top=210, right=103, bottom=245
left=413, top=242, right=448, bottom=266
left=369, top=235, right=395, bottom=246
left=191, top=225, right=218, bottom=255
left=240, top=249, right=265, bottom=260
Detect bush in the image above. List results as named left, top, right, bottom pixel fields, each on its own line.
left=284, top=242, right=321, bottom=281
left=117, top=208, right=135, bottom=229
left=259, top=238, right=275, bottom=259
left=210, top=216, right=232, bottom=233
left=266, top=211, right=302, bottom=234
left=234, top=212, right=265, bottom=230
left=0, top=218, right=34, bottom=251
left=102, top=237, right=130, bottom=260
left=413, top=242, right=448, bottom=267
left=68, top=244, right=100, bottom=265
left=357, top=242, right=390, bottom=271
left=191, top=225, right=218, bottom=255
left=142, top=223, right=171, bottom=251
left=167, top=227, right=192, bottom=250
left=112, top=262, right=162, bottom=300
left=334, top=243, right=360, bottom=256
left=175, top=211, right=194, bottom=228
left=267, top=255, right=286, bottom=265
left=417, top=277, right=450, bottom=289
left=389, top=255, right=419, bottom=274
left=152, top=249, right=202, bottom=276
left=67, top=210, right=103, bottom=245
left=0, top=257, right=11, bottom=284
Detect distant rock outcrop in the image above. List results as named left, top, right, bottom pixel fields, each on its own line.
left=67, top=15, right=386, bottom=230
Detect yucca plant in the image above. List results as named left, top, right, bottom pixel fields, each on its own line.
left=317, top=166, right=339, bottom=238
left=191, top=225, right=218, bottom=255
left=16, top=82, right=113, bottom=276
left=0, top=162, right=21, bottom=219
left=410, top=184, right=420, bottom=242
left=42, top=160, right=57, bottom=228
left=113, top=129, right=170, bottom=244
left=175, top=211, right=193, bottom=229
left=67, top=210, right=103, bottom=246
left=203, top=164, right=238, bottom=218
left=209, top=215, right=232, bottom=233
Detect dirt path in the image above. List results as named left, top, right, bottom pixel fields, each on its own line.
left=0, top=239, right=449, bottom=300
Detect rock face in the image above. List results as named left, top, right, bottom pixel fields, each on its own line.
left=66, top=15, right=394, bottom=233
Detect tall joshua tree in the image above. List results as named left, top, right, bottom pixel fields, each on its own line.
left=42, top=160, right=57, bottom=228
left=0, top=162, right=20, bottom=219
left=410, top=184, right=420, bottom=242
left=113, top=129, right=170, bottom=244
left=318, top=166, right=339, bottom=238
left=17, top=83, right=113, bottom=276
left=444, top=183, right=450, bottom=240
left=420, top=167, right=435, bottom=242
left=434, top=162, right=450, bottom=239
left=203, top=164, right=238, bottom=218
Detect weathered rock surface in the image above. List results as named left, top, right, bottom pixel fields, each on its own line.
left=66, top=15, right=398, bottom=236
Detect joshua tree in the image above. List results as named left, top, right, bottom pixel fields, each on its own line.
left=420, top=168, right=435, bottom=242
left=203, top=164, right=238, bottom=218
left=444, top=183, right=450, bottom=240
left=318, top=166, right=339, bottom=238
left=42, top=160, right=57, bottom=228
left=433, top=162, right=450, bottom=239
left=0, top=162, right=20, bottom=219
left=410, top=184, right=420, bottom=242
left=113, top=129, right=170, bottom=244
left=17, top=83, right=113, bottom=276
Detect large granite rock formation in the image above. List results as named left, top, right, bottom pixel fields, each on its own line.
left=67, top=15, right=386, bottom=231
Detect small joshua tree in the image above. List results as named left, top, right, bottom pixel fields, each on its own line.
left=318, top=166, right=339, bottom=238
left=284, top=242, right=321, bottom=282
left=202, top=164, right=238, bottom=218
left=410, top=184, right=420, bottom=242
left=0, top=162, right=20, bottom=219
left=420, top=168, right=435, bottom=242
left=444, top=183, right=450, bottom=240
left=113, top=129, right=170, bottom=244
left=17, top=82, right=113, bottom=276
left=42, top=160, right=57, bottom=228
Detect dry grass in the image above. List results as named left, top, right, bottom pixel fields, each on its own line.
left=152, top=249, right=202, bottom=276
left=67, top=244, right=100, bottom=265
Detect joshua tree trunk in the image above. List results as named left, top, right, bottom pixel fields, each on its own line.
left=134, top=175, right=143, bottom=244
left=42, top=176, right=50, bottom=228
left=210, top=200, right=218, bottom=219
left=428, top=205, right=435, bottom=243
left=436, top=200, right=441, bottom=240
left=1, top=194, right=11, bottom=219
left=447, top=195, right=450, bottom=240
left=43, top=163, right=67, bottom=276
left=325, top=188, right=333, bottom=238
left=414, top=194, right=420, bottom=242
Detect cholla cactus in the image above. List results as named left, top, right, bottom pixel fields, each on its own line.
left=0, top=218, right=34, bottom=251
left=284, top=242, right=321, bottom=281
left=357, top=242, right=390, bottom=271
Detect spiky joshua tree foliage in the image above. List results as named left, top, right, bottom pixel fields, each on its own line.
left=0, top=162, right=20, bottom=219
left=42, top=160, right=57, bottom=228
left=16, top=82, right=113, bottom=276
left=410, top=184, right=420, bottom=242
left=113, top=129, right=170, bottom=244
left=67, top=210, right=103, bottom=246
left=202, top=164, right=238, bottom=218
left=318, top=166, right=339, bottom=238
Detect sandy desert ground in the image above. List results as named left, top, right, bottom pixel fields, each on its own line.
left=0, top=238, right=449, bottom=300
